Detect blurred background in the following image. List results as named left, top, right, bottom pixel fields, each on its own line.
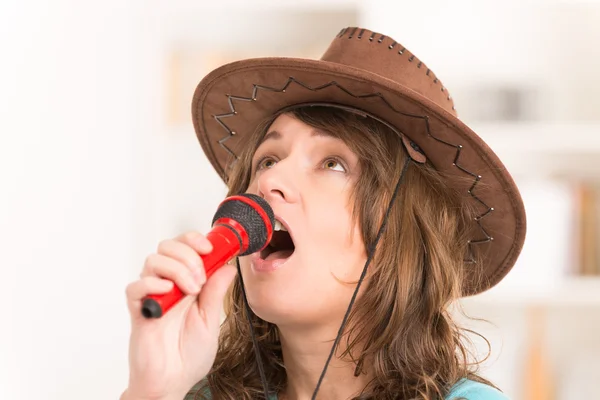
left=1, top=0, right=599, bottom=399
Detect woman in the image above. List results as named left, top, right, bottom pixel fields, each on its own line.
left=122, top=27, right=526, bottom=400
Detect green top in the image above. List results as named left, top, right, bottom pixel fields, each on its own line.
left=185, top=378, right=509, bottom=399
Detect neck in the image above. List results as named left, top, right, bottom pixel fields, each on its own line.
left=277, top=322, right=371, bottom=400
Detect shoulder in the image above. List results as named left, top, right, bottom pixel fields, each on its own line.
left=446, top=379, right=510, bottom=400
left=184, top=381, right=278, bottom=400
left=186, top=378, right=505, bottom=400
left=184, top=380, right=211, bottom=400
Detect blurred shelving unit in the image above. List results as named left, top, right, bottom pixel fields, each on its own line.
left=472, top=122, right=600, bottom=179
left=467, top=121, right=600, bottom=307
left=457, top=120, right=600, bottom=400
left=461, top=276, right=600, bottom=308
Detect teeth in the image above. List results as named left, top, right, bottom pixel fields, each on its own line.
left=274, top=220, right=287, bottom=232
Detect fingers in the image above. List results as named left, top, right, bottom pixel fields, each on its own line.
left=126, top=231, right=217, bottom=319
left=126, top=276, right=174, bottom=301
left=156, top=238, right=203, bottom=273
left=197, top=265, right=238, bottom=326
left=125, top=276, right=174, bottom=312
left=175, top=231, right=213, bottom=254
left=142, top=253, right=204, bottom=294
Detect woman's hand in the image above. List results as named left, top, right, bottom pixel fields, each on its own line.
left=122, top=232, right=237, bottom=400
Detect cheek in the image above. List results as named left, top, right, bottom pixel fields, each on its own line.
left=306, top=195, right=366, bottom=277
left=244, top=180, right=259, bottom=195
left=310, top=185, right=357, bottom=248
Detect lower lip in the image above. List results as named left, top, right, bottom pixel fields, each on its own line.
left=250, top=252, right=292, bottom=272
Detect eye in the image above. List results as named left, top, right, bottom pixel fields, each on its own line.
left=256, top=156, right=277, bottom=171
left=323, top=158, right=346, bottom=172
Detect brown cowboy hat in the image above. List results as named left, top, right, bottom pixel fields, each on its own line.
left=191, top=27, right=526, bottom=296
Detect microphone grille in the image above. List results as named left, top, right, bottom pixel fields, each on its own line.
left=211, top=194, right=275, bottom=255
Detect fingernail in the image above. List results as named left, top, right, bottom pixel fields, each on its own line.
left=193, top=269, right=206, bottom=285
left=197, top=237, right=213, bottom=253
left=188, top=280, right=200, bottom=293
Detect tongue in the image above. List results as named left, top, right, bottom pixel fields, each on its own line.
left=264, top=249, right=294, bottom=261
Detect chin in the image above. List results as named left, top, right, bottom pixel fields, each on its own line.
left=242, top=277, right=306, bottom=325
left=237, top=254, right=334, bottom=325
left=247, top=295, right=298, bottom=325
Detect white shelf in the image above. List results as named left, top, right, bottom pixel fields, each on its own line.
left=460, top=277, right=600, bottom=308
left=472, top=122, right=600, bottom=154
left=467, top=122, right=600, bottom=178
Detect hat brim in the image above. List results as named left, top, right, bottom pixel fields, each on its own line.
left=192, top=57, right=526, bottom=296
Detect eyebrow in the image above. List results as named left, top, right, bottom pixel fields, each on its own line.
left=258, top=130, right=281, bottom=144
left=259, top=128, right=336, bottom=145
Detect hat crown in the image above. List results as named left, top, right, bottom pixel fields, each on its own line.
left=321, top=27, right=456, bottom=116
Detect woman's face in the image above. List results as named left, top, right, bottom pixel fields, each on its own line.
left=239, top=113, right=368, bottom=328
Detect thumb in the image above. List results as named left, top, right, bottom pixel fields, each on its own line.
left=197, top=264, right=238, bottom=325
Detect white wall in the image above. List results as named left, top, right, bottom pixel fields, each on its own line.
left=1, top=1, right=228, bottom=398
left=2, top=1, right=138, bottom=398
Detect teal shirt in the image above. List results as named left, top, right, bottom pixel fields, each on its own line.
left=186, top=378, right=508, bottom=399
left=447, top=379, right=509, bottom=399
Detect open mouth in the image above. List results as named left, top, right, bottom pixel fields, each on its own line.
left=260, top=220, right=295, bottom=261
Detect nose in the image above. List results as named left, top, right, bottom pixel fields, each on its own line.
left=256, top=161, right=299, bottom=204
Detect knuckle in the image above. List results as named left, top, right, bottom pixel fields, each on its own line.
left=125, top=281, right=137, bottom=298
left=180, top=231, right=201, bottom=245
left=156, top=239, right=172, bottom=253
left=175, top=244, right=201, bottom=268
left=175, top=280, right=194, bottom=294
left=182, top=253, right=201, bottom=269
left=175, top=268, right=193, bottom=283
left=143, top=253, right=159, bottom=270
left=141, top=254, right=168, bottom=278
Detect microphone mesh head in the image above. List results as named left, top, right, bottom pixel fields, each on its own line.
left=211, top=194, right=275, bottom=255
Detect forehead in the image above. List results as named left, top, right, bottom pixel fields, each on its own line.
left=258, top=113, right=345, bottom=146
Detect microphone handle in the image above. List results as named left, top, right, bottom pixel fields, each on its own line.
left=141, top=223, right=244, bottom=318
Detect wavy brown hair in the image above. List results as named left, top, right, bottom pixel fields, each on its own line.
left=190, top=106, right=496, bottom=399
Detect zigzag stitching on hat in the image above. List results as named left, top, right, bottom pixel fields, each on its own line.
left=422, top=118, right=494, bottom=263
left=212, top=77, right=493, bottom=264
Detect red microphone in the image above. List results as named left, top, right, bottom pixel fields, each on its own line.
left=141, top=194, right=275, bottom=318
